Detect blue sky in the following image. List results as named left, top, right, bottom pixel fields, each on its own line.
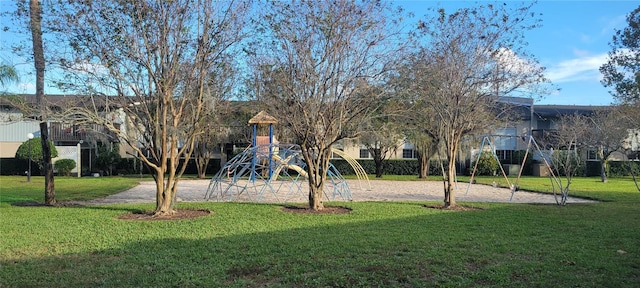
left=1, top=0, right=638, bottom=106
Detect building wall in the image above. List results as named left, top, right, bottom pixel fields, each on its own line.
left=336, top=139, right=408, bottom=160
left=0, top=121, right=41, bottom=157
left=55, top=146, right=80, bottom=174
left=0, top=142, right=22, bottom=158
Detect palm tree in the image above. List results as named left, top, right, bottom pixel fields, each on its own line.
left=0, top=64, right=19, bottom=88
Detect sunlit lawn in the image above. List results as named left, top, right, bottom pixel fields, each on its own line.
left=1, top=175, right=639, bottom=287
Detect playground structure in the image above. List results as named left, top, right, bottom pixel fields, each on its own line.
left=205, top=111, right=368, bottom=203
left=465, top=135, right=567, bottom=205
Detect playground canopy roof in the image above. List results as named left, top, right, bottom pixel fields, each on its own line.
left=248, top=110, right=278, bottom=125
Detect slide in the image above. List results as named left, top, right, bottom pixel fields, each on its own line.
left=270, top=154, right=308, bottom=180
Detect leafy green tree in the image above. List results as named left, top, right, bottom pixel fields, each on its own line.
left=15, top=137, right=59, bottom=172
left=54, top=159, right=75, bottom=176
left=600, top=5, right=640, bottom=104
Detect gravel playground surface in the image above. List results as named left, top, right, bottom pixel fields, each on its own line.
left=83, top=179, right=596, bottom=205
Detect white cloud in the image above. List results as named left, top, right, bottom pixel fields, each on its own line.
left=544, top=53, right=608, bottom=83
left=17, top=82, right=36, bottom=93
left=494, top=47, right=541, bottom=75
left=70, top=62, right=109, bottom=76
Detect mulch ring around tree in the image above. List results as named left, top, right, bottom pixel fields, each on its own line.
left=117, top=209, right=211, bottom=220
left=281, top=205, right=352, bottom=214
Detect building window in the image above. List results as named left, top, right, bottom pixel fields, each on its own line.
left=495, top=150, right=513, bottom=162
left=587, top=150, right=599, bottom=161
left=402, top=149, right=416, bottom=159
left=359, top=149, right=370, bottom=159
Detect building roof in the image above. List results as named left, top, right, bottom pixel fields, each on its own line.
left=533, top=105, right=608, bottom=119
left=0, top=94, right=123, bottom=110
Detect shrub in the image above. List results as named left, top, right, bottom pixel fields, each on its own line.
left=54, top=159, right=76, bottom=176
left=94, top=147, right=121, bottom=175
left=471, top=151, right=500, bottom=176
left=15, top=137, right=59, bottom=171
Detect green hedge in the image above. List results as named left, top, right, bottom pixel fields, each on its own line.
left=585, top=161, right=602, bottom=177
left=0, top=158, right=42, bottom=176
left=584, top=161, right=640, bottom=177
left=0, top=157, right=222, bottom=176
left=609, top=161, right=640, bottom=177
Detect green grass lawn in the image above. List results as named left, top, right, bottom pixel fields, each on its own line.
left=1, top=175, right=639, bottom=287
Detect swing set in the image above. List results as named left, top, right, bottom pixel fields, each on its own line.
left=465, top=134, right=569, bottom=205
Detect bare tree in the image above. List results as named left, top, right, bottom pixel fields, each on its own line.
left=404, top=129, right=440, bottom=179
left=193, top=59, right=239, bottom=179
left=616, top=103, right=640, bottom=191
left=391, top=84, right=442, bottom=179
left=399, top=3, right=549, bottom=208
left=251, top=0, right=404, bottom=210
left=586, top=107, right=633, bottom=183
left=48, top=0, right=250, bottom=215
left=359, top=115, right=402, bottom=178
left=357, top=93, right=405, bottom=178
left=193, top=121, right=224, bottom=179
left=547, top=113, right=592, bottom=205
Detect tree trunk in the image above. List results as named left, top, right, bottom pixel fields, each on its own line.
left=307, top=162, right=326, bottom=210
left=308, top=178, right=324, bottom=210
left=304, top=145, right=329, bottom=211
left=444, top=158, right=457, bottom=208
left=374, top=153, right=384, bottom=178
left=600, top=159, right=608, bottom=183
left=418, top=153, right=429, bottom=178
left=444, top=139, right=458, bottom=208
left=307, top=160, right=325, bottom=210
left=41, top=122, right=55, bottom=205
left=196, top=156, right=210, bottom=179
left=30, top=0, right=55, bottom=205
left=153, top=171, right=177, bottom=216
left=195, top=142, right=211, bottom=179
left=598, top=147, right=608, bottom=183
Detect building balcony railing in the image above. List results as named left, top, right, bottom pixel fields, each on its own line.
left=50, top=122, right=120, bottom=143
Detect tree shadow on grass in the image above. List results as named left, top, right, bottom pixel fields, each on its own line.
left=2, top=202, right=636, bottom=287
left=10, top=200, right=146, bottom=213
